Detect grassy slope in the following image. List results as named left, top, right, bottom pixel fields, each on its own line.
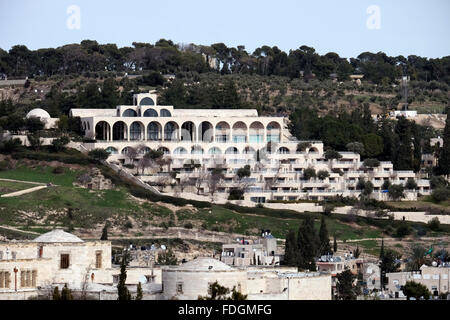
left=0, top=158, right=447, bottom=248
left=0, top=180, right=38, bottom=195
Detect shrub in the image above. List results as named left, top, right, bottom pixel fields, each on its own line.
left=427, top=217, right=441, bottom=231
left=88, top=148, right=109, bottom=161
left=228, top=189, right=244, bottom=200
left=395, top=223, right=411, bottom=238
left=363, top=158, right=380, bottom=168
left=124, top=220, right=133, bottom=229
left=184, top=222, right=193, bottom=229
left=303, top=168, right=316, bottom=180
left=317, top=170, right=330, bottom=180
left=52, top=166, right=65, bottom=174
left=405, top=178, right=418, bottom=190
left=431, top=188, right=450, bottom=203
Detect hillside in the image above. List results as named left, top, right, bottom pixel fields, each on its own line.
left=0, top=148, right=448, bottom=259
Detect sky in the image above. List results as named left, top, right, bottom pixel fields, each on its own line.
left=0, top=0, right=449, bottom=59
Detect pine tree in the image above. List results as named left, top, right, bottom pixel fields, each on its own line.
left=101, top=224, right=108, bottom=240
left=297, top=217, right=318, bottom=270
left=136, top=282, right=143, bottom=300
left=319, top=216, right=332, bottom=255
left=52, top=286, right=61, bottom=300
left=283, top=230, right=299, bottom=266
left=438, top=106, right=450, bottom=175
left=117, top=252, right=131, bottom=300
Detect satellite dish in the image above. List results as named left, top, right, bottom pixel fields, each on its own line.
left=432, top=261, right=438, bottom=267
left=139, top=275, right=147, bottom=284
left=161, top=245, right=167, bottom=250
left=150, top=244, right=156, bottom=250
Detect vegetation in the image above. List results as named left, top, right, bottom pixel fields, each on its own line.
left=335, top=269, right=360, bottom=300
left=403, top=281, right=431, bottom=300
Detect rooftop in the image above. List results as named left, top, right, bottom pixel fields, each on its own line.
left=33, top=229, right=84, bottom=243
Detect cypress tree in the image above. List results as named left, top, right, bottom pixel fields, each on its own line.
left=319, top=216, right=332, bottom=255
left=136, top=282, right=143, bottom=300
left=117, top=252, right=131, bottom=300
left=101, top=224, right=108, bottom=240
left=438, top=106, right=450, bottom=175
left=333, top=235, right=337, bottom=253
left=283, top=230, right=299, bottom=267
left=394, top=117, right=414, bottom=170
left=52, top=286, right=61, bottom=300
left=297, top=217, right=318, bottom=270
left=61, top=284, right=73, bottom=300
left=379, top=238, right=385, bottom=291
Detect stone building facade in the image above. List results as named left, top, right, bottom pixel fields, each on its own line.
left=70, top=92, right=431, bottom=202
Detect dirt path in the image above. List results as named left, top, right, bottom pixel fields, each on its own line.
left=0, top=225, right=40, bottom=235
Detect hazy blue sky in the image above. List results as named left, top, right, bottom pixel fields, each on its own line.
left=0, top=0, right=449, bottom=58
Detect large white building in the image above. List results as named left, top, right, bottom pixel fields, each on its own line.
left=70, top=92, right=431, bottom=202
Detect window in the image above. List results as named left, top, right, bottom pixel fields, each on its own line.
left=0, top=251, right=2, bottom=260
left=0, top=271, right=11, bottom=288
left=95, top=251, right=102, bottom=269
left=113, top=275, right=119, bottom=284
left=38, top=246, right=43, bottom=258
left=60, top=254, right=70, bottom=269
left=11, top=251, right=16, bottom=260
left=176, top=282, right=183, bottom=294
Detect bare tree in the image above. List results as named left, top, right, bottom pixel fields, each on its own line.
left=194, top=170, right=209, bottom=195
left=125, top=146, right=138, bottom=165
left=207, top=164, right=225, bottom=200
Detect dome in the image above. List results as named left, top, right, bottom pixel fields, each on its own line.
left=26, top=108, right=51, bottom=119
left=33, top=229, right=84, bottom=243
left=176, top=257, right=232, bottom=271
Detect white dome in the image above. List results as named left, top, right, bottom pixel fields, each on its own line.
left=26, top=108, right=51, bottom=119
left=33, top=229, right=84, bottom=243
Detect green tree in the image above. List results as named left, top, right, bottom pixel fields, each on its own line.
left=157, top=248, right=177, bottom=265
left=136, top=282, right=143, bottom=300
left=354, top=246, right=361, bottom=258
left=100, top=224, right=108, bottom=240
left=405, top=178, right=417, bottom=190
left=324, top=149, right=342, bottom=161
left=406, top=245, right=429, bottom=271
left=297, top=217, right=318, bottom=270
left=317, top=170, right=330, bottom=180
left=61, top=284, right=73, bottom=300
left=303, top=167, right=316, bottom=180
left=346, top=142, right=364, bottom=155
left=333, top=235, right=338, bottom=253
left=403, top=281, right=431, bottom=300
left=437, top=106, right=450, bottom=175
left=388, top=184, right=405, bottom=201
left=236, top=165, right=251, bottom=179
left=283, top=230, right=298, bottom=266
left=198, top=281, right=230, bottom=300
left=319, top=216, right=332, bottom=255
left=336, top=269, right=359, bottom=300
left=380, top=249, right=401, bottom=289
left=117, top=252, right=131, bottom=300
left=52, top=286, right=61, bottom=300
left=88, top=148, right=110, bottom=161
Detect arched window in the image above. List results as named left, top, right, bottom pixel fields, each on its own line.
left=173, top=147, right=188, bottom=155
left=105, top=147, right=118, bottom=154
left=278, top=147, right=290, bottom=154
left=225, top=147, right=239, bottom=154
left=249, top=122, right=264, bottom=143
left=208, top=147, right=222, bottom=155
left=147, top=122, right=161, bottom=141
left=158, top=147, right=170, bottom=155
left=130, top=122, right=144, bottom=141
left=164, top=122, right=179, bottom=141
left=191, top=146, right=204, bottom=155
left=122, top=109, right=138, bottom=117
left=215, top=122, right=230, bottom=143
left=112, top=122, right=127, bottom=141
left=95, top=121, right=111, bottom=141
left=267, top=122, right=281, bottom=143
left=140, top=97, right=155, bottom=106
left=160, top=109, right=172, bottom=117
left=232, top=122, right=247, bottom=143
left=143, top=109, right=158, bottom=117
